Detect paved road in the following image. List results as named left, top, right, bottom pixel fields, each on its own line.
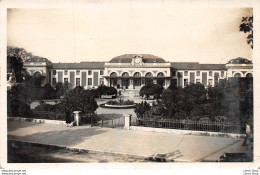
left=8, top=120, right=247, bottom=162
left=8, top=140, right=149, bottom=163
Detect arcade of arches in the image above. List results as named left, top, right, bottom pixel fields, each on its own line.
left=108, top=71, right=166, bottom=89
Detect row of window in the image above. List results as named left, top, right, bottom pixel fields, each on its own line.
left=52, top=78, right=104, bottom=86
left=183, top=79, right=214, bottom=85
left=171, top=78, right=215, bottom=87
left=52, top=70, right=104, bottom=76
left=172, top=71, right=225, bottom=77
left=110, top=72, right=165, bottom=77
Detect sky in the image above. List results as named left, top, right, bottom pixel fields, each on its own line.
left=7, top=7, right=253, bottom=64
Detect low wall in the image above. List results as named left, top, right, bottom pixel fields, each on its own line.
left=130, top=126, right=246, bottom=138
left=8, top=117, right=66, bottom=125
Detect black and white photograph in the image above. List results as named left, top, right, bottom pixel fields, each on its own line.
left=1, top=0, right=260, bottom=173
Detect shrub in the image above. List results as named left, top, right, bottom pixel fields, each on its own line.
left=32, top=103, right=65, bottom=120
left=7, top=87, right=31, bottom=117
left=65, top=110, right=72, bottom=124
left=134, top=101, right=151, bottom=118
left=61, top=86, right=98, bottom=114
left=139, top=84, right=164, bottom=99
left=56, top=82, right=73, bottom=98
left=106, top=99, right=134, bottom=105
left=88, top=88, right=99, bottom=98
left=34, top=103, right=56, bottom=112
left=97, top=85, right=117, bottom=96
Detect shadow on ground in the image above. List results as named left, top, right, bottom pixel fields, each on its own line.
left=8, top=125, right=107, bottom=147
left=7, top=120, right=42, bottom=132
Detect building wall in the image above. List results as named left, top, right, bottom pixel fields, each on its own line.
left=170, top=70, right=227, bottom=87
left=23, top=57, right=253, bottom=89
left=226, top=64, right=253, bottom=78
left=23, top=62, right=51, bottom=86
left=50, top=69, right=104, bottom=89
left=45, top=66, right=251, bottom=89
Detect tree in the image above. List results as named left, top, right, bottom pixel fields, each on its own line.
left=97, top=85, right=117, bottom=96
left=7, top=46, right=32, bottom=82
left=56, top=82, right=73, bottom=98
left=161, top=87, right=185, bottom=118
left=7, top=86, right=31, bottom=117
left=184, top=83, right=207, bottom=104
left=134, top=101, right=151, bottom=118
left=139, top=84, right=164, bottom=99
left=60, top=86, right=98, bottom=114
left=143, top=100, right=165, bottom=119
left=240, top=16, right=253, bottom=49
left=207, top=86, right=226, bottom=117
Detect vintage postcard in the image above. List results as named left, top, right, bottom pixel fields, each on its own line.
left=0, top=0, right=260, bottom=173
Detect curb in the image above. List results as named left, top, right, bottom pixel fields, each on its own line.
left=8, top=117, right=66, bottom=125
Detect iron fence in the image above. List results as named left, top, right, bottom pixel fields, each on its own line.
left=132, top=118, right=244, bottom=134
left=96, top=114, right=125, bottom=128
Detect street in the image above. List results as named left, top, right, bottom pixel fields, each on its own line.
left=8, top=120, right=247, bottom=162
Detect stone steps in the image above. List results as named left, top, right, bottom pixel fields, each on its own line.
left=120, top=89, right=140, bottom=98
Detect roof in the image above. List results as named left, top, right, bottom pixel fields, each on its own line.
left=109, top=54, right=167, bottom=63
left=227, top=57, right=252, bottom=64
left=52, top=62, right=105, bottom=69
left=171, top=62, right=226, bottom=70
left=25, top=56, right=51, bottom=63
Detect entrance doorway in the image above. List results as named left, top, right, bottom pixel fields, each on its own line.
left=133, top=78, right=141, bottom=89
left=122, top=78, right=129, bottom=89
left=145, top=78, right=153, bottom=85
left=133, top=72, right=141, bottom=89
left=110, top=78, right=117, bottom=88
left=157, top=79, right=165, bottom=86
left=145, top=72, right=153, bottom=86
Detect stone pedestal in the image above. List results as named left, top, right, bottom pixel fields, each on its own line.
left=124, top=114, right=132, bottom=130
left=73, top=111, right=81, bottom=126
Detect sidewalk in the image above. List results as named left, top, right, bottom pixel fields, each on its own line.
left=7, top=120, right=247, bottom=162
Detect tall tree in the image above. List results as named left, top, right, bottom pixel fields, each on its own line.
left=239, top=16, right=253, bottom=49
left=60, top=86, right=98, bottom=114
left=7, top=46, right=32, bottom=82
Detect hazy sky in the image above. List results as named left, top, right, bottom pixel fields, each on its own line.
left=7, top=8, right=253, bottom=64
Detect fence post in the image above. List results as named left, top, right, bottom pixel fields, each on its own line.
left=73, top=111, right=81, bottom=126
left=91, top=114, right=93, bottom=127
left=124, top=114, right=132, bottom=130
left=102, top=119, right=103, bottom=128
left=112, top=119, right=114, bottom=128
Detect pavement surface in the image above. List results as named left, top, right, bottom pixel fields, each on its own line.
left=7, top=120, right=247, bottom=162
left=8, top=140, right=149, bottom=163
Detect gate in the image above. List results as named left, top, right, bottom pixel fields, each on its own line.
left=96, top=114, right=125, bottom=129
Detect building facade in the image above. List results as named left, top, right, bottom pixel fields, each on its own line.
left=23, top=54, right=253, bottom=89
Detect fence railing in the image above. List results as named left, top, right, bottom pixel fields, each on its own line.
left=131, top=118, right=244, bottom=134
left=96, top=114, right=125, bottom=128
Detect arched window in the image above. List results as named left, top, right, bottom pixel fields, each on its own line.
left=122, top=72, right=129, bottom=77
left=34, top=71, right=42, bottom=78
left=145, top=72, right=153, bottom=77
left=157, top=72, right=165, bottom=77
left=133, top=72, right=141, bottom=77
left=246, top=73, right=253, bottom=77
left=234, top=73, right=241, bottom=77
left=110, top=72, right=118, bottom=77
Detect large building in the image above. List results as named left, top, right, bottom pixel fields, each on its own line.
left=23, top=54, right=253, bottom=89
